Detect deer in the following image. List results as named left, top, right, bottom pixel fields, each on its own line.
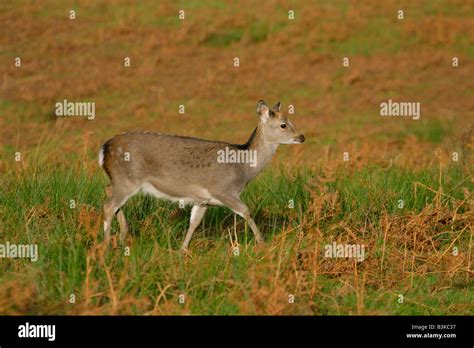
left=98, top=100, right=305, bottom=251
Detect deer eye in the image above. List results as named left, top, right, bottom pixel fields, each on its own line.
left=280, top=124, right=287, bottom=129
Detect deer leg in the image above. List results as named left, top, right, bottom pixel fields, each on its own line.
left=117, top=209, right=129, bottom=242
left=214, top=194, right=264, bottom=244
left=182, top=205, right=208, bottom=251
left=103, top=184, right=136, bottom=243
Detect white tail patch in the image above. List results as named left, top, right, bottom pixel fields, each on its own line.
left=98, top=147, right=105, bottom=167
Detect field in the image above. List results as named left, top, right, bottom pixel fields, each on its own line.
left=0, top=0, right=473, bottom=315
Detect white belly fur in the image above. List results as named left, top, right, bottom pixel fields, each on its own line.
left=141, top=182, right=222, bottom=206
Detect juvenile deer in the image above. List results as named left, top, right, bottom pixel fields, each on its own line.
left=99, top=100, right=305, bottom=250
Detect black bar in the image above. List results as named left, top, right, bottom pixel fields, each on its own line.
left=0, top=316, right=472, bottom=346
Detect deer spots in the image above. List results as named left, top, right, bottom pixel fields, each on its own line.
left=184, top=162, right=211, bottom=169
left=181, top=155, right=217, bottom=169
left=178, top=159, right=207, bottom=170
left=179, top=160, right=196, bottom=168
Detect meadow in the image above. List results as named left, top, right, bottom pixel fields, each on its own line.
left=0, top=0, right=473, bottom=315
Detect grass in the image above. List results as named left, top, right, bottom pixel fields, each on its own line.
left=203, top=20, right=288, bottom=47
left=325, top=18, right=404, bottom=57
left=0, top=156, right=471, bottom=315
left=204, top=28, right=245, bottom=47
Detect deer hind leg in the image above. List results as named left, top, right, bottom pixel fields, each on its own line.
left=103, top=184, right=137, bottom=243
left=214, top=194, right=264, bottom=244
left=117, top=210, right=129, bottom=242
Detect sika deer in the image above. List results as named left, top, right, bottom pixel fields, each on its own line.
left=99, top=100, right=305, bottom=250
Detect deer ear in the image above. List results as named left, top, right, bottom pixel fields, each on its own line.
left=272, top=101, right=281, bottom=111
left=257, top=100, right=271, bottom=123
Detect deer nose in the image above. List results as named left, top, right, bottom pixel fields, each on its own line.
left=297, top=134, right=305, bottom=143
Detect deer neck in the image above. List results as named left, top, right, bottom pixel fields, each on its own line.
left=243, top=126, right=278, bottom=180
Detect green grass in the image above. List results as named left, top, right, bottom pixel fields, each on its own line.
left=203, top=20, right=288, bottom=47
left=0, top=160, right=471, bottom=315
left=454, top=34, right=474, bottom=59
left=203, top=28, right=245, bottom=47
left=411, top=118, right=452, bottom=144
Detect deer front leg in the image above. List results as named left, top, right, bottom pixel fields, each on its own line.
left=182, top=205, right=208, bottom=251
left=214, top=194, right=264, bottom=244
